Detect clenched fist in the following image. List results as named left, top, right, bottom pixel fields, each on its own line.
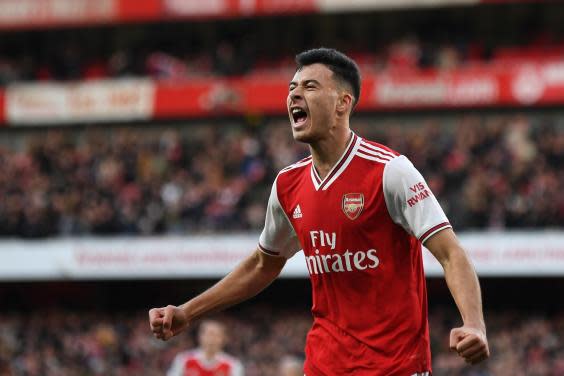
left=149, top=305, right=189, bottom=341
left=449, top=326, right=490, bottom=365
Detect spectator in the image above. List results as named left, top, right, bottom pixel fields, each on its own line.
left=0, top=114, right=561, bottom=238
left=0, top=307, right=561, bottom=375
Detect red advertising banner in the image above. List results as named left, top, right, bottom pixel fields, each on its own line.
left=0, top=0, right=545, bottom=30
left=0, top=0, right=117, bottom=30
left=152, top=61, right=564, bottom=119
left=2, top=61, right=564, bottom=125
left=0, top=0, right=317, bottom=30
left=117, top=0, right=162, bottom=21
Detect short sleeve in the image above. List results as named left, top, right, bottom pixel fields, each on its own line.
left=383, top=155, right=452, bottom=244
left=231, top=359, right=244, bottom=376
left=166, top=354, right=185, bottom=376
left=258, top=177, right=301, bottom=259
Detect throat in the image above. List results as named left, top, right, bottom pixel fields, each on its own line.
left=313, top=163, right=333, bottom=181
left=310, top=130, right=354, bottom=181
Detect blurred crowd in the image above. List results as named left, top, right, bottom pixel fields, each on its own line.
left=0, top=113, right=562, bottom=238
left=1, top=3, right=563, bottom=85
left=0, top=306, right=562, bottom=376
left=1, top=35, right=562, bottom=85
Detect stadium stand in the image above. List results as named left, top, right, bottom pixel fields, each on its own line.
left=0, top=1, right=562, bottom=375
left=1, top=279, right=563, bottom=376
left=0, top=113, right=562, bottom=238
left=0, top=3, right=563, bottom=84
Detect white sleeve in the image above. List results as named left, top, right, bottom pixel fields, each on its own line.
left=383, top=155, right=452, bottom=244
left=258, top=177, right=301, bottom=259
left=231, top=359, right=245, bottom=376
left=166, top=354, right=185, bottom=376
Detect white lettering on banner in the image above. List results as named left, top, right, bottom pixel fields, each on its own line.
left=6, top=79, right=155, bottom=125
left=0, top=0, right=115, bottom=26
left=164, top=0, right=227, bottom=15
left=543, top=62, right=564, bottom=84
left=512, top=66, right=545, bottom=105
left=376, top=76, right=497, bottom=106
left=448, top=78, right=498, bottom=104
left=377, top=79, right=447, bottom=105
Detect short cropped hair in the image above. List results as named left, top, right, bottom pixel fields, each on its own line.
left=295, top=48, right=361, bottom=108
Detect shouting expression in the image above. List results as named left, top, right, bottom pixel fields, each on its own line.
left=288, top=63, right=351, bottom=143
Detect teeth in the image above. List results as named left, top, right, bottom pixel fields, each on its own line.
left=292, top=108, right=301, bottom=114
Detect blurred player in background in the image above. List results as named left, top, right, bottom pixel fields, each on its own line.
left=167, top=320, right=243, bottom=376
left=150, top=48, right=489, bottom=375
left=279, top=356, right=304, bottom=376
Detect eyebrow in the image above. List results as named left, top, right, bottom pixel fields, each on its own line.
left=289, top=79, right=321, bottom=88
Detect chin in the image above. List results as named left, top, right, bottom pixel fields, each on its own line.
left=291, top=122, right=319, bottom=144
left=291, top=129, right=315, bottom=144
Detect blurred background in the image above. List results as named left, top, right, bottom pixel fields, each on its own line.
left=0, top=0, right=563, bottom=375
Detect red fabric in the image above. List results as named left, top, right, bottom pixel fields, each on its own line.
left=183, top=357, right=232, bottom=376
left=275, top=139, right=431, bottom=375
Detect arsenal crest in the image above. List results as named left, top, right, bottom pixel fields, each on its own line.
left=342, top=193, right=364, bottom=220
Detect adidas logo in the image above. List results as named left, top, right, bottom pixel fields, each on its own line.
left=292, top=205, right=303, bottom=219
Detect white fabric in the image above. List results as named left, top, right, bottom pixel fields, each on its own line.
left=167, top=350, right=244, bottom=376
left=383, top=155, right=451, bottom=242
left=258, top=176, right=301, bottom=259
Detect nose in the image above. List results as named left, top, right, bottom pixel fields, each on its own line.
left=289, top=86, right=303, bottom=103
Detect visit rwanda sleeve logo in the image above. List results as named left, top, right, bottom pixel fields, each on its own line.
left=342, top=193, right=364, bottom=220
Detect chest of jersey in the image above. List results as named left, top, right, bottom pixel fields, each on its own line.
left=184, top=359, right=231, bottom=376
left=280, top=157, right=397, bottom=276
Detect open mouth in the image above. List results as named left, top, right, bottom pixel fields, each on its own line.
left=291, top=107, right=308, bottom=127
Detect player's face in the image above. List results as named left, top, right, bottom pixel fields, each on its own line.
left=288, top=63, right=340, bottom=143
left=198, top=322, right=225, bottom=353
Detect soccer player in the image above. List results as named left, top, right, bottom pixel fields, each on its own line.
left=279, top=355, right=305, bottom=376
left=166, top=320, right=244, bottom=376
left=149, top=48, right=490, bottom=375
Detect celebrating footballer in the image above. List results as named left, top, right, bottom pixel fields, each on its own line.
left=149, top=48, right=490, bottom=375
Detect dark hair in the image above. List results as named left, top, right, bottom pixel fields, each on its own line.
left=295, top=48, right=361, bottom=108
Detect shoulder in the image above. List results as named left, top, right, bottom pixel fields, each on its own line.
left=173, top=349, right=197, bottom=362
left=275, top=155, right=312, bottom=185
left=217, top=351, right=243, bottom=366
left=355, top=138, right=400, bottom=165
left=278, top=155, right=312, bottom=175
left=382, top=154, right=425, bottom=195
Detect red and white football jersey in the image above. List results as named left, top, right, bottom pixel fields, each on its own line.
left=167, top=349, right=244, bottom=376
left=259, top=133, right=451, bottom=376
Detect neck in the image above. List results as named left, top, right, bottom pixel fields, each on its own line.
left=203, top=349, right=217, bottom=361
left=310, top=126, right=352, bottom=180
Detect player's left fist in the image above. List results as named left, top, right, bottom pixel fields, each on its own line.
left=449, top=325, right=490, bottom=365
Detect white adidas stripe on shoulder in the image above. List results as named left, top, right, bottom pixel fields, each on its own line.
left=357, top=145, right=394, bottom=161
left=356, top=151, right=393, bottom=164
left=279, top=156, right=312, bottom=174
left=360, top=141, right=396, bottom=158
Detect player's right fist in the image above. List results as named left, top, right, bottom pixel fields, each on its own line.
left=149, top=305, right=189, bottom=341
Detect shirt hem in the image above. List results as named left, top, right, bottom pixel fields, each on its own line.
left=419, top=222, right=452, bottom=244
left=257, top=243, right=283, bottom=257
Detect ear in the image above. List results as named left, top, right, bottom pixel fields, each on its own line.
left=336, top=92, right=353, bottom=116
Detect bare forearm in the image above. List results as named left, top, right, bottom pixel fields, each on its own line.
left=443, top=247, right=485, bottom=330
left=426, top=230, right=485, bottom=330
left=180, top=250, right=283, bottom=322
left=426, top=230, right=489, bottom=363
